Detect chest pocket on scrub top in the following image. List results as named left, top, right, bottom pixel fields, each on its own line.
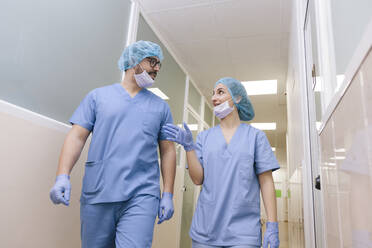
left=142, top=111, right=161, bottom=139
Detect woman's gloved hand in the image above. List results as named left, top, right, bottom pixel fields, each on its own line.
left=161, top=122, right=195, bottom=151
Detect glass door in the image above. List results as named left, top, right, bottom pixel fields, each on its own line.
left=303, top=1, right=326, bottom=246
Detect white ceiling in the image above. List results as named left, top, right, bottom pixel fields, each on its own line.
left=137, top=0, right=292, bottom=166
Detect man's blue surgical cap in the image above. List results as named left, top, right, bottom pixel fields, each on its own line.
left=215, top=77, right=255, bottom=121
left=118, top=40, right=164, bottom=71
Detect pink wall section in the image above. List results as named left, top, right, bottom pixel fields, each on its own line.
left=320, top=49, right=372, bottom=247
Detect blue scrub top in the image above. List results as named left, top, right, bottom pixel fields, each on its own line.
left=189, top=124, right=279, bottom=246
left=70, top=83, right=173, bottom=204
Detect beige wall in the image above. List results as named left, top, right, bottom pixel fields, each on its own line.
left=152, top=166, right=184, bottom=248
left=319, top=49, right=372, bottom=247
left=0, top=101, right=87, bottom=247
left=0, top=100, right=186, bottom=248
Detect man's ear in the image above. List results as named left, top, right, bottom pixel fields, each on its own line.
left=134, top=63, right=143, bottom=74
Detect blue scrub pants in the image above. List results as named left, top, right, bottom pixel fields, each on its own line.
left=192, top=240, right=260, bottom=248
left=80, top=194, right=159, bottom=248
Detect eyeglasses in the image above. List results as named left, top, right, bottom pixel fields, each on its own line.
left=146, top=57, right=162, bottom=69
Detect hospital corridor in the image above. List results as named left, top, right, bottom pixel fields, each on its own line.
left=1, top=0, right=372, bottom=247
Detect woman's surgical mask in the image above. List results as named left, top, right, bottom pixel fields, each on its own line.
left=134, top=64, right=154, bottom=88
left=213, top=99, right=234, bottom=119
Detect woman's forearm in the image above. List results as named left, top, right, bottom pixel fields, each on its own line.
left=259, top=171, right=278, bottom=222
left=186, top=150, right=204, bottom=185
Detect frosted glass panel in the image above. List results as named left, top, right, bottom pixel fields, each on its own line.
left=136, top=15, right=186, bottom=125
left=189, top=82, right=201, bottom=114
left=330, top=0, right=372, bottom=84
left=0, top=0, right=132, bottom=123
left=204, top=102, right=213, bottom=127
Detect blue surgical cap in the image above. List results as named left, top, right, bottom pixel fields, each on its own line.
left=215, top=77, right=255, bottom=121
left=118, top=40, right=164, bottom=71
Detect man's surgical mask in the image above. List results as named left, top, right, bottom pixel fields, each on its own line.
left=134, top=65, right=154, bottom=88
left=213, top=100, right=234, bottom=119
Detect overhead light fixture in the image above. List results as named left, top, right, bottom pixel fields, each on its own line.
left=334, top=148, right=346, bottom=153
left=324, top=162, right=336, bottom=166
left=148, top=88, right=169, bottom=100
left=250, top=122, right=276, bottom=130
left=241, top=80, right=277, bottom=95
left=271, top=147, right=276, bottom=151
left=330, top=156, right=346, bottom=160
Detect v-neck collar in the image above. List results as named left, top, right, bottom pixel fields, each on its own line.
left=116, top=83, right=146, bottom=101
left=217, top=123, right=242, bottom=150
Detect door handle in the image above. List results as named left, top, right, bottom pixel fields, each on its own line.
left=315, top=175, right=321, bottom=190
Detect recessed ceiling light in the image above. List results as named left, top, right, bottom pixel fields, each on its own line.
left=330, top=156, right=346, bottom=160
left=334, top=148, right=346, bottom=153
left=148, top=88, right=169, bottom=100
left=250, top=122, right=276, bottom=130
left=242, top=80, right=277, bottom=95
left=271, top=147, right=276, bottom=151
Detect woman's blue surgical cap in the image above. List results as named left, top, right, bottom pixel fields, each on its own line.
left=118, top=40, right=164, bottom=71
left=215, top=77, right=255, bottom=121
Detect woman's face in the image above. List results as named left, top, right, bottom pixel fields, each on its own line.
left=212, top=83, right=234, bottom=107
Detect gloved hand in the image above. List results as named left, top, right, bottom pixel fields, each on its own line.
left=49, top=174, right=71, bottom=206
left=157, top=192, right=174, bottom=224
left=161, top=122, right=195, bottom=151
left=263, top=222, right=280, bottom=248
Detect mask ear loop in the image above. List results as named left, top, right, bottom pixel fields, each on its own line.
left=134, top=63, right=145, bottom=75
left=234, top=95, right=242, bottom=104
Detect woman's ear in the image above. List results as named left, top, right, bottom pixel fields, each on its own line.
left=235, top=95, right=242, bottom=104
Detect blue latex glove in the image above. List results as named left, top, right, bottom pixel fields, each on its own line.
left=157, top=192, right=174, bottom=224
left=161, top=122, right=195, bottom=151
left=263, top=222, right=280, bottom=248
left=49, top=174, right=71, bottom=206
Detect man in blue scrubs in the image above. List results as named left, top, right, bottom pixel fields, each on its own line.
left=49, top=40, right=176, bottom=248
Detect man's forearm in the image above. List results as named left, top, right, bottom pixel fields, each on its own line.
left=159, top=142, right=176, bottom=194
left=56, top=128, right=88, bottom=176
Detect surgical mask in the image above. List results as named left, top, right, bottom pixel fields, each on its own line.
left=213, top=99, right=234, bottom=119
left=134, top=65, right=154, bottom=88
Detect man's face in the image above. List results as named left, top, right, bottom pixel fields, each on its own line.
left=135, top=56, right=161, bottom=80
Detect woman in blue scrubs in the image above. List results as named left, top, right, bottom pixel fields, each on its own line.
left=162, top=77, right=280, bottom=248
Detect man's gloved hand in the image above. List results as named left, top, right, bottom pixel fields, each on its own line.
left=157, top=192, right=174, bottom=224
left=49, top=174, right=71, bottom=206
left=161, top=122, right=195, bottom=151
left=263, top=222, right=280, bottom=248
